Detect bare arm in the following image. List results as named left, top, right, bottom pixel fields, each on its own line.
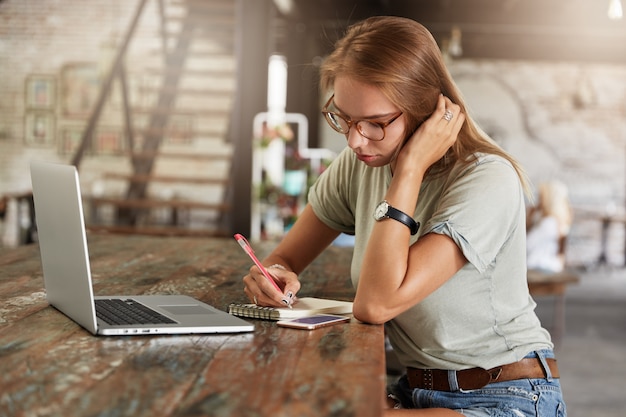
left=354, top=95, right=467, bottom=324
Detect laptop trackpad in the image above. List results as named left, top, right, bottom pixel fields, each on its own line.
left=161, top=305, right=216, bottom=315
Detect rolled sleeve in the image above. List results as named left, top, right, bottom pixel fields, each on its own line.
left=423, top=156, right=524, bottom=274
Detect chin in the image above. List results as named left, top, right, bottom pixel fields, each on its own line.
left=356, top=153, right=390, bottom=167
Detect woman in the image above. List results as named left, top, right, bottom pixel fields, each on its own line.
left=243, top=16, right=566, bottom=417
left=526, top=181, right=573, bottom=273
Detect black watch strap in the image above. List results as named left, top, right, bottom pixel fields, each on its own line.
left=386, top=205, right=420, bottom=235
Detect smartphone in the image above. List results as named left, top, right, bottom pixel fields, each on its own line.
left=277, top=314, right=351, bottom=330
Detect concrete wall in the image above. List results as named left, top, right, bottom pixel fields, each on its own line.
left=450, top=60, right=626, bottom=267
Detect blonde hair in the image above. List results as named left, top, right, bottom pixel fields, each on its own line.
left=537, top=181, right=573, bottom=236
left=320, top=16, right=530, bottom=194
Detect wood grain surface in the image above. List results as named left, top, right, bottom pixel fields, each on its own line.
left=0, top=233, right=384, bottom=417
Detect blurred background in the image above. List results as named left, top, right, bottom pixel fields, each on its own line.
left=0, top=1, right=625, bottom=415
left=1, top=0, right=626, bottom=261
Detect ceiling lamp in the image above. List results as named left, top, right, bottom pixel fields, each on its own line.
left=608, top=0, right=623, bottom=20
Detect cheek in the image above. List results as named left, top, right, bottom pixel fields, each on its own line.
left=382, top=128, right=407, bottom=154
left=381, top=130, right=410, bottom=165
left=387, top=118, right=409, bottom=143
left=367, top=135, right=404, bottom=167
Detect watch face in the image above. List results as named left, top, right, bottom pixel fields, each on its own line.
left=374, top=201, right=388, bottom=220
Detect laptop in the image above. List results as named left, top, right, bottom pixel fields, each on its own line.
left=30, top=161, right=254, bottom=336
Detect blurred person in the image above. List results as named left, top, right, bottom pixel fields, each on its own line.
left=526, top=181, right=573, bottom=273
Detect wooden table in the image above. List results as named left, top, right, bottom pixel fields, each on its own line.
left=574, top=207, right=626, bottom=267
left=0, top=233, right=385, bottom=417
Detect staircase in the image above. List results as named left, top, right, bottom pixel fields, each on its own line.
left=75, top=0, right=238, bottom=237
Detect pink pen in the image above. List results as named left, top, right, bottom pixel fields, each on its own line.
left=234, top=234, right=292, bottom=308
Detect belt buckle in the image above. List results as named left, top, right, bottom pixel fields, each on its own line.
left=489, top=367, right=503, bottom=382
left=457, top=367, right=495, bottom=390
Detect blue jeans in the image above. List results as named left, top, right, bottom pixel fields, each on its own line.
left=388, top=350, right=567, bottom=417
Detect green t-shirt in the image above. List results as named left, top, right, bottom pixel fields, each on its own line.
left=308, top=147, right=552, bottom=370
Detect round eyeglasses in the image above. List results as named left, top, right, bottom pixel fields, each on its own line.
left=321, top=94, right=403, bottom=141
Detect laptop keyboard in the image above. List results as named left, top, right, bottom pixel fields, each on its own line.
left=95, top=298, right=177, bottom=326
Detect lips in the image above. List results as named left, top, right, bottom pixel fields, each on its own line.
left=355, top=153, right=377, bottom=164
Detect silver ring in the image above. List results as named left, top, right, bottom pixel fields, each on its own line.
left=253, top=296, right=258, bottom=305
left=443, top=109, right=454, bottom=122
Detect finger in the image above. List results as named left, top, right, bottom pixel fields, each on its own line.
left=243, top=274, right=260, bottom=302
left=443, top=109, right=462, bottom=131
left=244, top=279, right=283, bottom=307
left=451, top=111, right=465, bottom=133
left=440, top=98, right=460, bottom=124
left=243, top=284, right=256, bottom=304
left=282, top=280, right=301, bottom=305
left=435, top=94, right=448, bottom=117
left=253, top=289, right=282, bottom=307
left=243, top=270, right=277, bottom=302
left=443, top=103, right=464, bottom=135
left=246, top=266, right=292, bottom=307
left=248, top=264, right=281, bottom=290
left=267, top=267, right=301, bottom=306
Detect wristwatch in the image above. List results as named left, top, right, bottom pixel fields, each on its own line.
left=373, top=200, right=420, bottom=235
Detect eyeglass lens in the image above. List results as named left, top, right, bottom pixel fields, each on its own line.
left=324, top=113, right=385, bottom=141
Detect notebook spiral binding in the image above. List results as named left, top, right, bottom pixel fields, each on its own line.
left=228, top=303, right=281, bottom=320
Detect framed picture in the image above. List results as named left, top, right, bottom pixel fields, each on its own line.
left=59, top=126, right=88, bottom=155
left=24, top=111, right=55, bottom=146
left=94, top=128, right=124, bottom=155
left=61, top=63, right=100, bottom=118
left=25, top=74, right=56, bottom=109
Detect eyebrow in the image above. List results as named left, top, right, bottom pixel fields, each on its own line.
left=332, top=100, right=399, bottom=121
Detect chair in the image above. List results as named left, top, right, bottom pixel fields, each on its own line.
left=527, top=235, right=580, bottom=348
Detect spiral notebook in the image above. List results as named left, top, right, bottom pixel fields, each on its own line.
left=228, top=297, right=353, bottom=321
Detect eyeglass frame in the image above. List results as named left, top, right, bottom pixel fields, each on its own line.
left=321, top=94, right=403, bottom=141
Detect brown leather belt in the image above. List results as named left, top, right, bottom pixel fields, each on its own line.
left=406, top=358, right=559, bottom=391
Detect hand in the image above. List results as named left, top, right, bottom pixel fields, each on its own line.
left=394, top=94, right=465, bottom=176
left=242, top=265, right=301, bottom=308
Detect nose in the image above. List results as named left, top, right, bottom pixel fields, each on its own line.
left=346, top=127, right=368, bottom=149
